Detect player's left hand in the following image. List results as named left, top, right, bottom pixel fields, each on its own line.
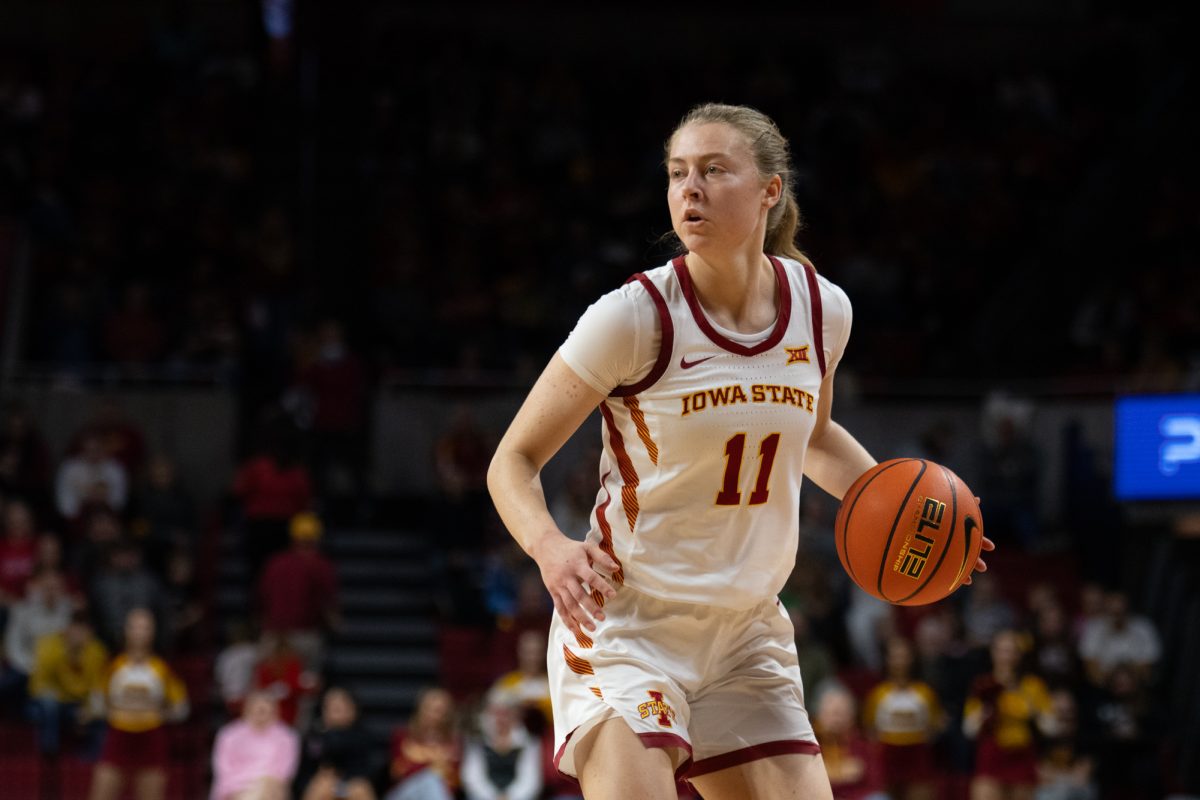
left=962, top=495, right=993, bottom=586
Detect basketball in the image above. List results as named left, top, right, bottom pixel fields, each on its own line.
left=834, top=458, right=984, bottom=606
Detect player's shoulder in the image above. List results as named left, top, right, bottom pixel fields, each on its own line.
left=775, top=256, right=852, bottom=314
left=594, top=261, right=675, bottom=309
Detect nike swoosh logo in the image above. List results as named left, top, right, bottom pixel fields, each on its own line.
left=964, top=516, right=979, bottom=541
left=680, top=355, right=717, bottom=369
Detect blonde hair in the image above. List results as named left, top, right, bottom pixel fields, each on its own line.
left=665, top=103, right=813, bottom=267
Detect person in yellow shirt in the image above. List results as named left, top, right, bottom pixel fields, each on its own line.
left=88, top=607, right=188, bottom=800
left=487, top=630, right=553, bottom=735
left=963, top=629, right=1055, bottom=800
left=29, top=610, right=109, bottom=759
left=862, top=636, right=945, bottom=800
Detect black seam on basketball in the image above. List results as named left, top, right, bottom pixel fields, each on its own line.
left=896, top=464, right=959, bottom=604
left=959, top=513, right=979, bottom=587
left=876, top=459, right=927, bottom=602
left=838, top=459, right=917, bottom=589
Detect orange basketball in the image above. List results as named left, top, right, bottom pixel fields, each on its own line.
left=834, top=458, right=984, bottom=606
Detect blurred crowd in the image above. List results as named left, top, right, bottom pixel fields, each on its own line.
left=0, top=4, right=1194, bottom=800
left=2, top=7, right=1198, bottom=400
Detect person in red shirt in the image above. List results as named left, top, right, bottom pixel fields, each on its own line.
left=386, top=687, right=462, bottom=800
left=815, top=684, right=884, bottom=800
left=258, top=512, right=339, bottom=678
left=295, top=319, right=367, bottom=501
left=254, top=631, right=318, bottom=728
left=234, top=423, right=313, bottom=586
left=0, top=500, right=38, bottom=617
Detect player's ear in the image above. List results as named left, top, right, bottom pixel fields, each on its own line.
left=763, top=174, right=782, bottom=209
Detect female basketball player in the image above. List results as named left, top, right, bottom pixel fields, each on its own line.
left=488, top=103, right=993, bottom=800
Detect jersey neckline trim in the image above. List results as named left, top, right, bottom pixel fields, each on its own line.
left=672, top=254, right=792, bottom=357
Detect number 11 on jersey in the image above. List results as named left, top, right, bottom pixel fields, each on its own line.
left=716, top=433, right=781, bottom=506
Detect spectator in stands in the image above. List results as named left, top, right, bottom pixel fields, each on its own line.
left=33, top=532, right=82, bottom=599
left=28, top=610, right=108, bottom=760
left=486, top=629, right=552, bottom=735
left=0, top=401, right=51, bottom=504
left=432, top=406, right=491, bottom=552
left=386, top=687, right=462, bottom=800
left=547, top=449, right=599, bottom=542
left=813, top=683, right=883, bottom=800
left=1031, top=600, right=1081, bottom=689
left=216, top=620, right=260, bottom=718
left=233, top=418, right=313, bottom=585
left=88, top=538, right=168, bottom=651
left=963, top=573, right=1017, bottom=649
left=68, top=400, right=147, bottom=480
left=913, top=604, right=984, bottom=774
left=89, top=607, right=189, bottom=800
left=1077, top=590, right=1161, bottom=687
left=845, top=590, right=894, bottom=673
left=1086, top=663, right=1163, bottom=800
left=211, top=690, right=301, bottom=800
left=102, top=282, right=168, bottom=367
left=163, top=546, right=204, bottom=651
left=258, top=511, right=339, bottom=674
left=0, top=568, right=73, bottom=713
left=73, top=507, right=124, bottom=586
left=0, top=498, right=38, bottom=624
left=254, top=631, right=318, bottom=729
left=790, top=606, right=835, bottom=702
left=1035, top=689, right=1095, bottom=800
left=55, top=433, right=129, bottom=522
left=294, top=318, right=367, bottom=501
left=1072, top=583, right=1104, bottom=643
left=862, top=636, right=944, bottom=800
left=460, top=695, right=542, bottom=800
left=134, top=454, right=196, bottom=574
left=978, top=410, right=1040, bottom=549
left=964, top=629, right=1056, bottom=800
left=297, top=686, right=378, bottom=800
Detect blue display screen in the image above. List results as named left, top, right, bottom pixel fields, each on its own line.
left=1115, top=394, right=1200, bottom=500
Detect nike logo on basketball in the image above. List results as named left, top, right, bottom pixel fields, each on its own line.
left=964, top=516, right=979, bottom=541
left=680, top=355, right=716, bottom=369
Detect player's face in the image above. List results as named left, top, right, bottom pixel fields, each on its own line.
left=666, top=122, right=778, bottom=258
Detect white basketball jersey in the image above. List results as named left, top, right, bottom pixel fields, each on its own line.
left=584, top=255, right=847, bottom=610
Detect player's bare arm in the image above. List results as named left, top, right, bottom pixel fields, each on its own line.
left=803, top=366, right=876, bottom=499
left=488, top=353, right=620, bottom=636
left=804, top=366, right=994, bottom=581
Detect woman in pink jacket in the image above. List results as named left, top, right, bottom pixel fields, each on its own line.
left=212, top=691, right=300, bottom=800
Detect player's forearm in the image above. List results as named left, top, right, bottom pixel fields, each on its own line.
left=487, top=448, right=565, bottom=562
left=804, top=420, right=875, bottom=499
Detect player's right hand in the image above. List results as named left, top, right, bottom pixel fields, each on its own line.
left=531, top=533, right=619, bottom=636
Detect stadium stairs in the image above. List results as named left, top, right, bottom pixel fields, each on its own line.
left=216, top=525, right=440, bottom=740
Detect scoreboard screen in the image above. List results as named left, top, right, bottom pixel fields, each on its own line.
left=1115, top=394, right=1200, bottom=500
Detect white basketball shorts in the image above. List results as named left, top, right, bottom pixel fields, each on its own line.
left=547, top=586, right=821, bottom=780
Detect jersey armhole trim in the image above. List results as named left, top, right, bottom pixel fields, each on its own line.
left=802, top=262, right=827, bottom=378
left=609, top=273, right=673, bottom=397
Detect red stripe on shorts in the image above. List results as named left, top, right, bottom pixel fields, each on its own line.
left=688, top=739, right=822, bottom=778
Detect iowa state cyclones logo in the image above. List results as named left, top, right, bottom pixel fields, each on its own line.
left=638, top=690, right=676, bottom=727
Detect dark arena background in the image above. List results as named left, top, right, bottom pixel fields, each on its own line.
left=1, top=1, right=1198, bottom=798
